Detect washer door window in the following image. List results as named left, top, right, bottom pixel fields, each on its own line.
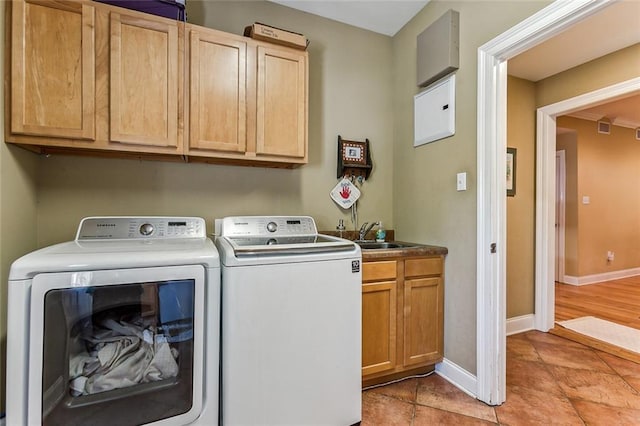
left=28, top=266, right=205, bottom=426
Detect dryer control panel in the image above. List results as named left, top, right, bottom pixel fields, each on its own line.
left=76, top=217, right=206, bottom=240
left=218, top=216, right=318, bottom=238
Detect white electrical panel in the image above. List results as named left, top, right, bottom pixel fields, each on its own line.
left=414, top=74, right=455, bottom=147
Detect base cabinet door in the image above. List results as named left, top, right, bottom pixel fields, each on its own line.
left=403, top=277, right=443, bottom=367
left=362, top=280, right=397, bottom=376
left=403, top=257, right=444, bottom=367
left=10, top=0, right=96, bottom=141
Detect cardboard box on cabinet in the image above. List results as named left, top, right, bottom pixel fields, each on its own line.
left=244, top=22, right=308, bottom=50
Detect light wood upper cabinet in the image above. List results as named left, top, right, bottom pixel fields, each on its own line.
left=186, top=25, right=308, bottom=166
left=109, top=11, right=180, bottom=151
left=187, top=28, right=247, bottom=153
left=256, top=46, right=307, bottom=160
left=7, top=0, right=307, bottom=166
left=7, top=0, right=182, bottom=155
left=10, top=0, right=96, bottom=141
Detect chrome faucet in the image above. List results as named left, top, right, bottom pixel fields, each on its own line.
left=336, top=219, right=346, bottom=238
left=358, top=221, right=379, bottom=242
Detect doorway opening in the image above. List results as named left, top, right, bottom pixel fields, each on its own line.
left=476, top=0, right=635, bottom=406
left=534, top=77, right=640, bottom=332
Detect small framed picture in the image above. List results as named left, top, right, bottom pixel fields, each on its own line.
left=345, top=146, right=362, bottom=161
left=341, top=141, right=366, bottom=165
left=506, top=147, right=517, bottom=197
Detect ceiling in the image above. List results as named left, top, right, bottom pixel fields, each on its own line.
left=564, top=93, right=640, bottom=130
left=268, top=0, right=430, bottom=36
left=507, top=1, right=640, bottom=82
left=506, top=1, right=640, bottom=130
left=269, top=0, right=640, bottom=129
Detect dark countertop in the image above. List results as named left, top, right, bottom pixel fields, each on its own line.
left=320, top=230, right=447, bottom=260
left=360, top=241, right=448, bottom=261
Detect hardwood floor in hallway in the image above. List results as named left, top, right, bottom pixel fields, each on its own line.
left=552, top=275, right=640, bottom=363
left=555, top=275, right=640, bottom=330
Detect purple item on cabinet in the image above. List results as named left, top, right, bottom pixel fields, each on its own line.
left=94, top=0, right=186, bottom=21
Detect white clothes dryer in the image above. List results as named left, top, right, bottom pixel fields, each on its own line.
left=6, top=217, right=220, bottom=426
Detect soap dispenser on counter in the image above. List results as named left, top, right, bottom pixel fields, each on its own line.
left=375, top=222, right=386, bottom=242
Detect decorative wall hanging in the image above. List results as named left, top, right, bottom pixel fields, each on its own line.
left=330, top=177, right=361, bottom=209
left=506, top=147, right=517, bottom=197
left=337, top=135, right=372, bottom=180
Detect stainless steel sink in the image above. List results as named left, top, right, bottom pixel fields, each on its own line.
left=356, top=241, right=416, bottom=250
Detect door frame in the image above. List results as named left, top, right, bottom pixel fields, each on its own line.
left=476, top=0, right=615, bottom=405
left=555, top=149, right=566, bottom=283
left=534, top=77, right=640, bottom=331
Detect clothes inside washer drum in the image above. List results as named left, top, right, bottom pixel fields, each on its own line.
left=69, top=318, right=179, bottom=396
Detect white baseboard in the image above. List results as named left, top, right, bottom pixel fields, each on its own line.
left=0, top=416, right=5, bottom=426
left=563, top=267, right=640, bottom=286
left=435, top=358, right=477, bottom=398
left=506, top=314, right=535, bottom=336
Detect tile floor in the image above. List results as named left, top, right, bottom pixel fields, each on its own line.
left=362, top=330, right=640, bottom=425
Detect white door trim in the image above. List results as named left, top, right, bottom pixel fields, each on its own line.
left=534, top=77, right=640, bottom=332
left=555, top=150, right=566, bottom=283
left=476, top=0, right=614, bottom=405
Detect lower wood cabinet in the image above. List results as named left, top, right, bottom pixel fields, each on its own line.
left=362, top=261, right=397, bottom=377
left=362, top=255, right=444, bottom=386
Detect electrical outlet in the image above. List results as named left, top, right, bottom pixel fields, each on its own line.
left=607, top=251, right=614, bottom=262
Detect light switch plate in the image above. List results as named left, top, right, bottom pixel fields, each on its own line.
left=457, top=172, right=467, bottom=191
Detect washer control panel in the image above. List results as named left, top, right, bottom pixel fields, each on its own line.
left=219, top=216, right=318, bottom=237
left=76, top=217, right=206, bottom=240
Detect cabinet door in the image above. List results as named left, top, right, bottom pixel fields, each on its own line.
left=188, top=29, right=246, bottom=153
left=109, top=12, right=179, bottom=150
left=256, top=46, right=307, bottom=159
left=403, top=277, right=443, bottom=367
left=11, top=0, right=95, bottom=140
left=362, top=281, right=397, bottom=376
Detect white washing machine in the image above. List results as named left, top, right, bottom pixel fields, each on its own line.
left=215, top=216, right=362, bottom=426
left=6, top=217, right=220, bottom=426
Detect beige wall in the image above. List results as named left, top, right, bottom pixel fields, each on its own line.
left=556, top=131, right=579, bottom=276
left=6, top=0, right=634, bottom=408
left=506, top=76, right=536, bottom=318
left=557, top=116, right=640, bottom=277
left=536, top=44, right=640, bottom=108
left=35, top=1, right=396, bottom=247
left=391, top=1, right=549, bottom=373
left=0, top=3, right=40, bottom=414
left=0, top=0, right=554, bottom=399
left=498, top=44, right=640, bottom=324
left=2, top=1, right=396, bottom=413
